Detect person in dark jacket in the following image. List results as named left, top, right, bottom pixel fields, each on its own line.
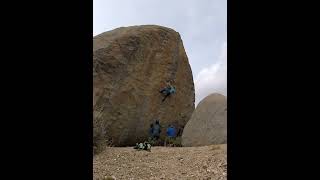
left=151, top=120, right=161, bottom=140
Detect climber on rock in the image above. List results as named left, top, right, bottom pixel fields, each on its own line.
left=159, top=83, right=176, bottom=102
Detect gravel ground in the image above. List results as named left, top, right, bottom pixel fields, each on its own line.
left=93, top=144, right=227, bottom=180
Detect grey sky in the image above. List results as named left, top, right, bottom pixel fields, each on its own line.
left=94, top=0, right=227, bottom=105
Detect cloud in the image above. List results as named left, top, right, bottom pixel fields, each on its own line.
left=194, top=42, right=227, bottom=106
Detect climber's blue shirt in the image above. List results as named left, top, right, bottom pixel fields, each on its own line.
left=169, top=86, right=176, bottom=94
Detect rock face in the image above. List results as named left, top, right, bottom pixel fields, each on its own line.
left=93, top=25, right=195, bottom=147
left=182, top=93, right=227, bottom=146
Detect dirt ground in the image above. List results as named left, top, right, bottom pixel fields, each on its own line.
left=93, top=144, right=227, bottom=180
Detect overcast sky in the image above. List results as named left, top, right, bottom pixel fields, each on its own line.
left=94, top=0, right=227, bottom=106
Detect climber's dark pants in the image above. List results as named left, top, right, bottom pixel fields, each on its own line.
left=160, top=88, right=171, bottom=102
left=162, top=93, right=171, bottom=102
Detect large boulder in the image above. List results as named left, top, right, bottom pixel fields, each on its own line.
left=182, top=93, right=227, bottom=146
left=93, top=25, right=195, bottom=147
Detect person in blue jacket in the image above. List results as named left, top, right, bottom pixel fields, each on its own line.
left=165, top=124, right=176, bottom=146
